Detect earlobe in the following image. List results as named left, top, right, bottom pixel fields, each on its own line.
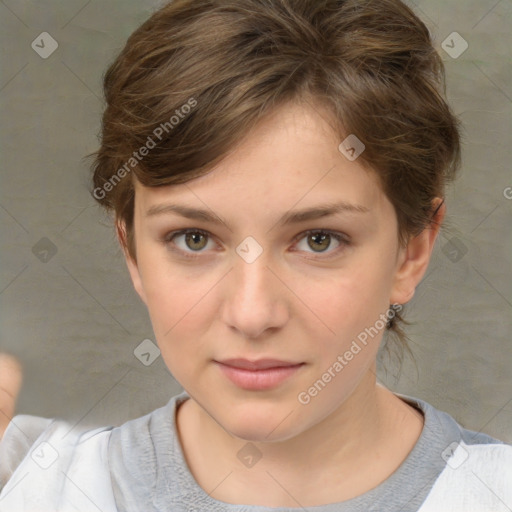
left=116, top=219, right=147, bottom=305
left=390, top=198, right=446, bottom=305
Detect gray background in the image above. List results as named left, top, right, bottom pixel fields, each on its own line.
left=0, top=0, right=511, bottom=443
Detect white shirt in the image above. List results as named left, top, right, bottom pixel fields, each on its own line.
left=1, top=391, right=511, bottom=511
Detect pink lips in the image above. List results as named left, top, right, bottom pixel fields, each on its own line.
left=215, top=358, right=304, bottom=390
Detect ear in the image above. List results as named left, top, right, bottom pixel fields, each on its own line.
left=390, top=198, right=445, bottom=305
left=116, top=219, right=147, bottom=305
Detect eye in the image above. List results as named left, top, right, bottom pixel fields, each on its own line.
left=162, top=228, right=349, bottom=260
left=163, top=228, right=216, bottom=258
left=293, top=229, right=349, bottom=258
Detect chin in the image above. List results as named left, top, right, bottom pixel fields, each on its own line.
left=227, top=424, right=294, bottom=444
left=219, top=410, right=302, bottom=444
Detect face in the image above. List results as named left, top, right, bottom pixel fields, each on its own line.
left=123, top=100, right=435, bottom=443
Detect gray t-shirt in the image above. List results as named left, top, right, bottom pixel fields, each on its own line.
left=1, top=390, right=511, bottom=511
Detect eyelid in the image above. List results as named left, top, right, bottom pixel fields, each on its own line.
left=162, top=228, right=217, bottom=257
left=162, top=228, right=350, bottom=260
left=290, top=229, right=349, bottom=260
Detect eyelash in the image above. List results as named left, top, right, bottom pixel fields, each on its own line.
left=161, top=228, right=350, bottom=261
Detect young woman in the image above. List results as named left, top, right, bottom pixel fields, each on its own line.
left=1, top=1, right=510, bottom=510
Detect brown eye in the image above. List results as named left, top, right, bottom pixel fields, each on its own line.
left=294, top=229, right=349, bottom=259
left=164, top=228, right=214, bottom=258
left=307, top=232, right=332, bottom=252
left=184, top=232, right=208, bottom=251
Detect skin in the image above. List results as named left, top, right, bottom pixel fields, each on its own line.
left=0, top=98, right=444, bottom=506
left=0, top=354, right=22, bottom=440
left=121, top=99, right=445, bottom=507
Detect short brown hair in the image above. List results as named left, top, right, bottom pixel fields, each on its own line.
left=90, top=0, right=462, bottom=361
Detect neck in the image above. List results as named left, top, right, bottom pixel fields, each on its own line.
left=176, top=364, right=424, bottom=507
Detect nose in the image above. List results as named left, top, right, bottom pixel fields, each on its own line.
left=221, top=248, right=289, bottom=340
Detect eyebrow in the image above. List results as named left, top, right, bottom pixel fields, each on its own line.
left=145, top=201, right=370, bottom=229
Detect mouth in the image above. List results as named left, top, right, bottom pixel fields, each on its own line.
left=214, top=358, right=305, bottom=390
left=217, top=358, right=303, bottom=370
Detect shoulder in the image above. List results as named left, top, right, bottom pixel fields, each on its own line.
left=0, top=414, right=53, bottom=487
left=0, top=393, right=189, bottom=511
left=420, top=436, right=512, bottom=511
left=0, top=412, right=114, bottom=511
left=398, top=393, right=512, bottom=512
left=107, top=392, right=191, bottom=509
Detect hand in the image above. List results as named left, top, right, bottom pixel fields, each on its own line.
left=0, top=354, right=23, bottom=440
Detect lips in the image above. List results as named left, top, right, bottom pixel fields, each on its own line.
left=214, top=358, right=305, bottom=390
left=217, top=358, right=303, bottom=370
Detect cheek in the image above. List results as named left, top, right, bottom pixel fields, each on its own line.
left=136, top=256, right=184, bottom=325
left=299, top=263, right=394, bottom=368
left=298, top=263, right=391, bottom=326
left=137, top=257, right=219, bottom=373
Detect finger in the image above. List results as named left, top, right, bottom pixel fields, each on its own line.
left=0, top=354, right=23, bottom=440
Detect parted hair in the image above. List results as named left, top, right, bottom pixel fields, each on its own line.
left=90, top=0, right=462, bottom=364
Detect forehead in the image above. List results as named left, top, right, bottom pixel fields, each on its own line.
left=133, top=101, right=389, bottom=222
